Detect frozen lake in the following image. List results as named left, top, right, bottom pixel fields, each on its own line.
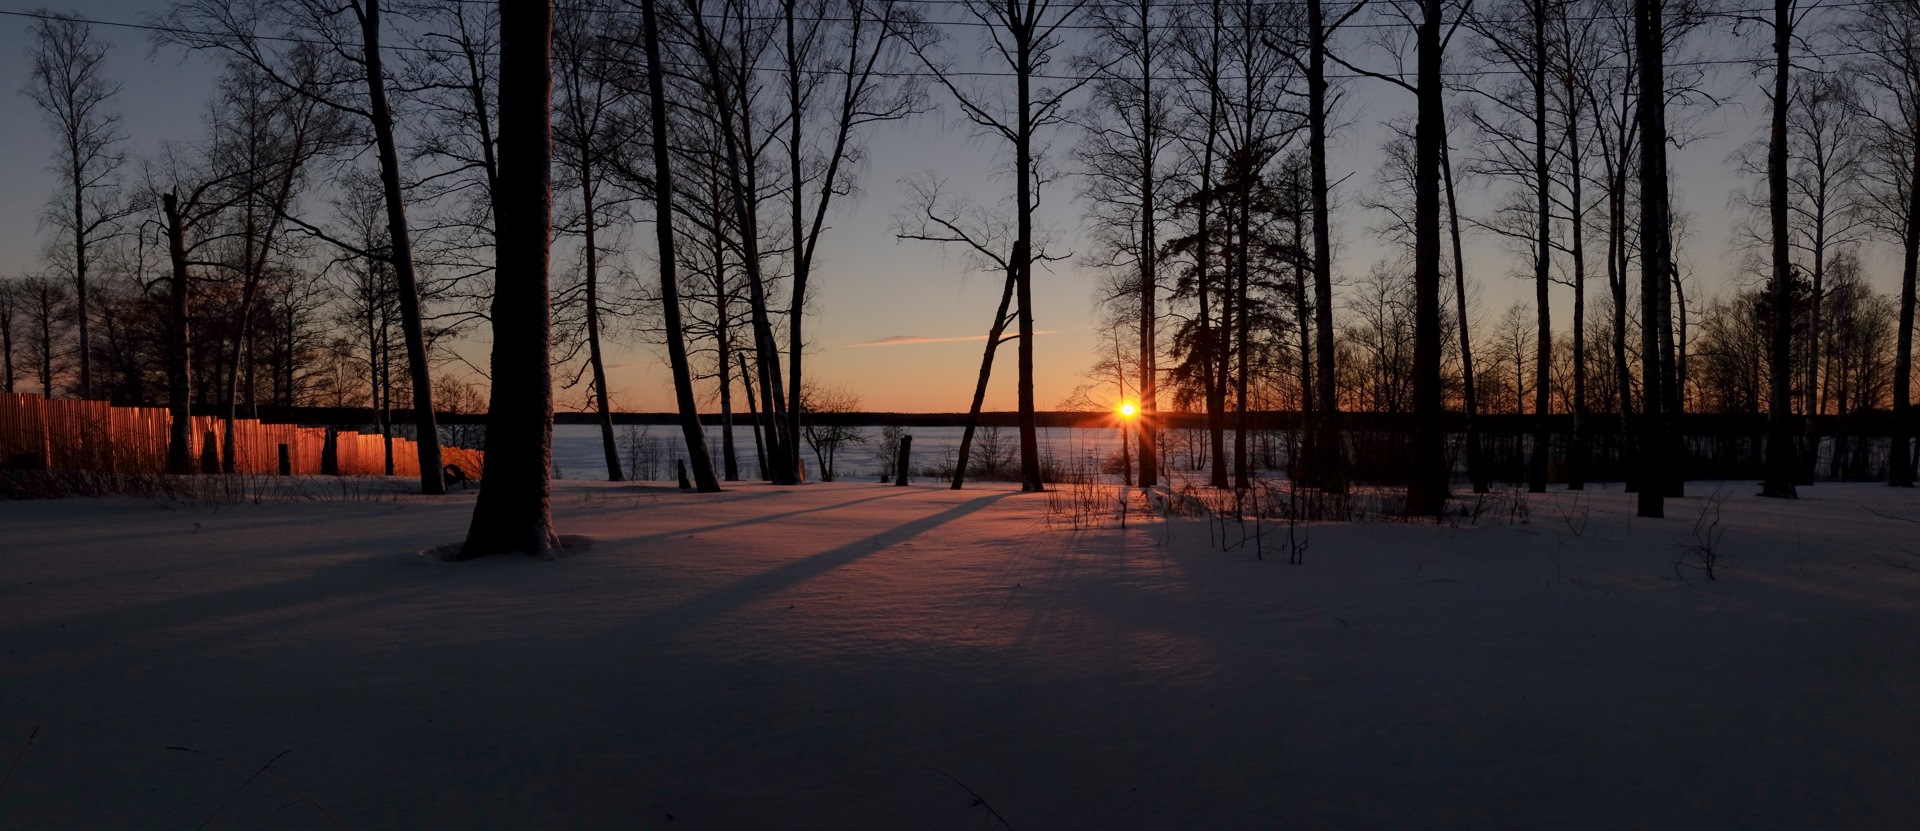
left=552, top=423, right=1172, bottom=483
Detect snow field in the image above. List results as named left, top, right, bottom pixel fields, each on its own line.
left=1, top=480, right=1917, bottom=828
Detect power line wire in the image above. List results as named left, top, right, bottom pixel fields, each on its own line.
left=0, top=6, right=1903, bottom=84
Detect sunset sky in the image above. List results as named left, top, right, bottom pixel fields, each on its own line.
left=0, top=1, right=1902, bottom=412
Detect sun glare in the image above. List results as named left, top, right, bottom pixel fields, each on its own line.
left=1118, top=402, right=1137, bottom=418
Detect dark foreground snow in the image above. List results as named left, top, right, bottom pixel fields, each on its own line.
left=2, top=480, right=1917, bottom=829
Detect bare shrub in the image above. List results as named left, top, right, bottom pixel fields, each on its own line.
left=1675, top=489, right=1729, bottom=581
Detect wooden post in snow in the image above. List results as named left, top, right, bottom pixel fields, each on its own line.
left=895, top=435, right=912, bottom=487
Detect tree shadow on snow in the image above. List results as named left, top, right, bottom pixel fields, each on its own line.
left=642, top=491, right=1017, bottom=637
left=615, top=489, right=924, bottom=547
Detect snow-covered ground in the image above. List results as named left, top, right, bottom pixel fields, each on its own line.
left=3, top=480, right=1918, bottom=829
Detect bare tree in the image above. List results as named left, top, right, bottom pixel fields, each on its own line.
left=324, top=173, right=407, bottom=473
left=1782, top=76, right=1872, bottom=419
left=555, top=0, right=637, bottom=482
left=460, top=0, right=562, bottom=559
left=1407, top=0, right=1454, bottom=516
left=1581, top=0, right=1642, bottom=489
left=799, top=382, right=866, bottom=481
left=1634, top=0, right=1675, bottom=516
left=679, top=0, right=799, bottom=487
left=897, top=0, right=1096, bottom=492
left=16, top=275, right=75, bottom=397
left=629, top=0, right=724, bottom=492
left=1440, top=115, right=1489, bottom=491
left=1166, top=0, right=1231, bottom=488
left=778, top=0, right=924, bottom=483
left=205, top=60, right=347, bottom=472
left=396, top=0, right=503, bottom=323
left=24, top=10, right=134, bottom=402
left=1331, top=0, right=1468, bottom=515
left=161, top=0, right=447, bottom=494
left=1461, top=0, right=1559, bottom=494
left=1848, top=0, right=1920, bottom=487
left=1548, top=0, right=1605, bottom=490
left=146, top=148, right=249, bottom=475
left=1744, top=0, right=1822, bottom=498
left=1299, top=0, right=1368, bottom=491
left=1076, top=0, right=1176, bottom=488
left=0, top=280, right=18, bottom=393
left=892, top=173, right=1029, bottom=489
left=666, top=141, right=751, bottom=481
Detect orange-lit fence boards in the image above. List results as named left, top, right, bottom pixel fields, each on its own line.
left=0, top=393, right=481, bottom=478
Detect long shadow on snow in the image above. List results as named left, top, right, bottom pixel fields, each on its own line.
left=612, top=488, right=922, bottom=546
left=2, top=491, right=989, bottom=656
left=639, top=491, right=1017, bottom=638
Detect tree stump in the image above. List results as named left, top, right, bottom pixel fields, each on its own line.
left=278, top=443, right=292, bottom=476
left=895, top=434, right=913, bottom=486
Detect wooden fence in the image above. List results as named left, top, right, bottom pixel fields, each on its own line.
left=0, top=393, right=481, bottom=478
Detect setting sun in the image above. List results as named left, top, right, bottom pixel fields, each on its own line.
left=1118, top=402, right=1137, bottom=418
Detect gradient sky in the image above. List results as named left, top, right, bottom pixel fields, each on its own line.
left=0, top=1, right=1904, bottom=412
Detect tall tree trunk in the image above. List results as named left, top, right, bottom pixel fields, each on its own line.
left=1, top=307, right=15, bottom=394
left=583, top=167, right=623, bottom=482
left=954, top=269, right=1019, bottom=489
left=1567, top=87, right=1590, bottom=491
left=739, top=352, right=767, bottom=478
left=1014, top=19, right=1043, bottom=493
left=1443, top=128, right=1487, bottom=493
left=1406, top=0, right=1449, bottom=517
left=1139, top=14, right=1159, bottom=489
left=1892, top=119, right=1920, bottom=487
left=1610, top=158, right=1635, bottom=490
left=1307, top=0, right=1345, bottom=492
left=1762, top=0, right=1799, bottom=498
left=656, top=3, right=726, bottom=493
left=1292, top=166, right=1315, bottom=476
left=459, top=0, right=561, bottom=558
left=718, top=333, right=739, bottom=481
left=1530, top=3, right=1552, bottom=495
left=1198, top=10, right=1227, bottom=490
left=695, top=15, right=793, bottom=487
left=1234, top=159, right=1252, bottom=491
left=710, top=180, right=741, bottom=481
left=72, top=163, right=91, bottom=400
left=1634, top=0, right=1671, bottom=517
left=358, top=0, right=444, bottom=495
left=37, top=300, right=54, bottom=398
left=784, top=3, right=808, bottom=487
left=163, top=192, right=194, bottom=476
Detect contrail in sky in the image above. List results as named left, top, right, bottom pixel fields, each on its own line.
left=845, top=331, right=1062, bottom=348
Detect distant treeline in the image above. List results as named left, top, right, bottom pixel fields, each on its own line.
left=237, top=406, right=1920, bottom=436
